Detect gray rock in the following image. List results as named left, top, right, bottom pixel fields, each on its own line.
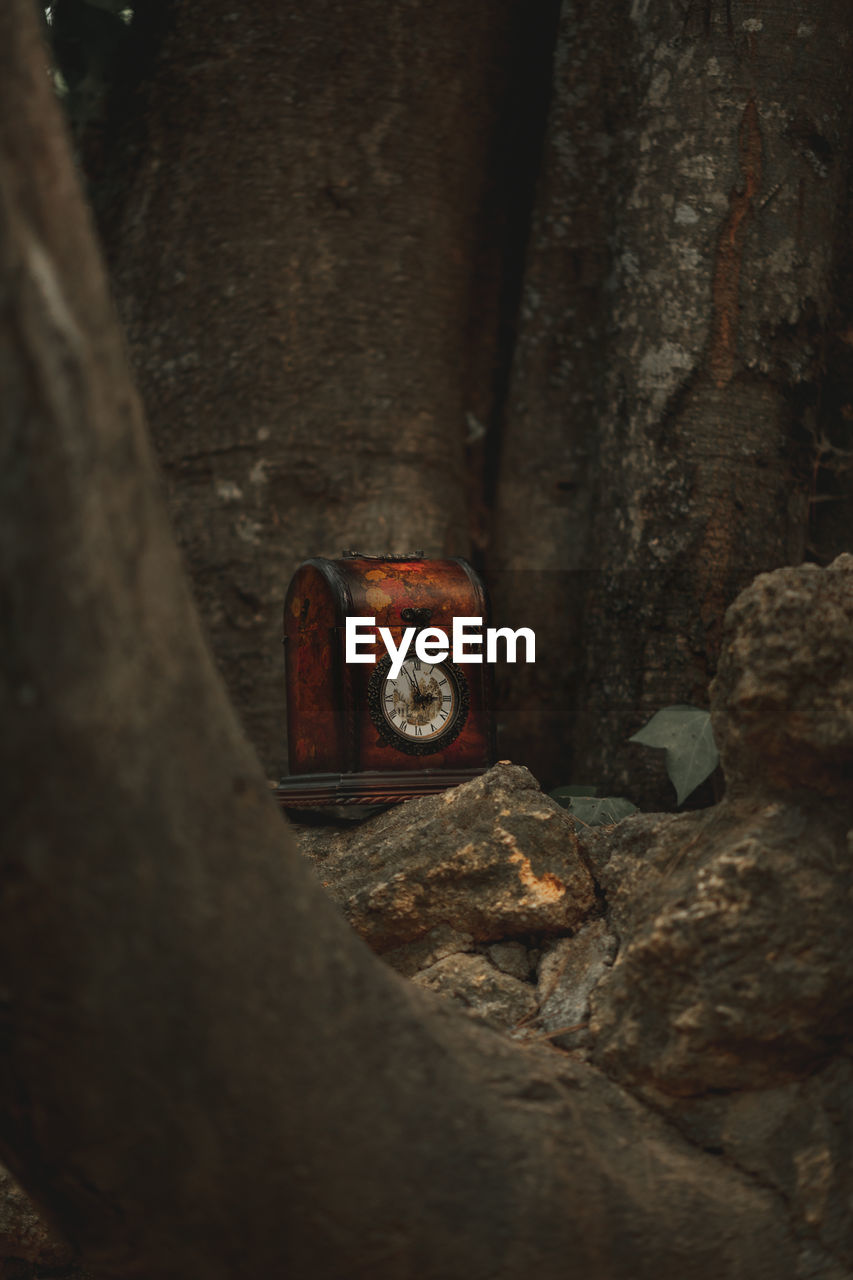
left=536, top=919, right=617, bottom=1047
left=486, top=940, right=535, bottom=981
left=589, top=560, right=853, bottom=1096
left=411, top=953, right=538, bottom=1030
left=294, top=762, right=596, bottom=951
left=382, top=925, right=474, bottom=978
left=710, top=552, right=853, bottom=799
left=590, top=794, right=853, bottom=1094
left=579, top=809, right=685, bottom=883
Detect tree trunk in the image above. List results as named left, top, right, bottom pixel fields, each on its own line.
left=567, top=0, right=853, bottom=804
left=0, top=5, right=813, bottom=1277
left=488, top=0, right=633, bottom=787
left=93, top=0, right=535, bottom=777
left=806, top=158, right=853, bottom=565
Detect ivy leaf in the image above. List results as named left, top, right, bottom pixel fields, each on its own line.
left=629, top=705, right=718, bottom=805
left=550, top=789, right=637, bottom=826
left=569, top=796, right=638, bottom=826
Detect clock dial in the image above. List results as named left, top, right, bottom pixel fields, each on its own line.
left=368, top=651, right=469, bottom=756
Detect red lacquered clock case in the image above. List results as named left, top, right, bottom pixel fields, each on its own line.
left=277, top=552, right=494, bottom=806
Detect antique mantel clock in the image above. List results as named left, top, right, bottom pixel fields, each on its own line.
left=276, top=552, right=494, bottom=807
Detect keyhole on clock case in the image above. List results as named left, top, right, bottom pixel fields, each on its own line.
left=400, top=606, right=432, bottom=627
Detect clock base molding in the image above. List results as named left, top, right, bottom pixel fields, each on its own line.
left=274, top=768, right=488, bottom=809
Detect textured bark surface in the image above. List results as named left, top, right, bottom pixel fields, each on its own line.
left=97, top=0, right=537, bottom=776
left=567, top=0, right=853, bottom=804
left=488, top=0, right=633, bottom=785
left=807, top=163, right=853, bottom=563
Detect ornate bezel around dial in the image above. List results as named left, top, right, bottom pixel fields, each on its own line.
left=367, top=649, right=470, bottom=757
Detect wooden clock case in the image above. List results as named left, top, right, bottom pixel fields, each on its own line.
left=276, top=552, right=494, bottom=807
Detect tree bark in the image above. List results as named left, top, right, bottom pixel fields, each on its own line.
left=93, top=0, right=534, bottom=776
left=567, top=0, right=853, bottom=804
left=0, top=5, right=815, bottom=1277
left=488, top=0, right=634, bottom=787
left=807, top=161, right=853, bottom=564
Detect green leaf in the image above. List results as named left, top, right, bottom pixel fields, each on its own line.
left=570, top=796, right=638, bottom=826
left=549, top=789, right=637, bottom=826
left=629, top=705, right=718, bottom=805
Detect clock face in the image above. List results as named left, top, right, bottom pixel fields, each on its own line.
left=367, top=651, right=469, bottom=756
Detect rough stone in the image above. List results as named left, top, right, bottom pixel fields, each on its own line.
left=381, top=925, right=475, bottom=979
left=294, top=763, right=596, bottom=951
left=585, top=560, right=853, bottom=1096
left=486, top=940, right=535, bottom=982
left=575, top=809, right=687, bottom=898
left=710, top=553, right=853, bottom=799
left=536, top=919, right=617, bottom=1048
left=590, top=786, right=853, bottom=1096
left=411, top=954, right=538, bottom=1030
